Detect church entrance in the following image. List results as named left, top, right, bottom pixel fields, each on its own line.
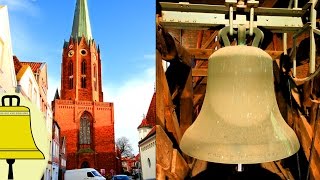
left=81, top=161, right=90, bottom=168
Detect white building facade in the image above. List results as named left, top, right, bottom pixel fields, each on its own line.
left=139, top=130, right=156, bottom=180
left=0, top=5, right=16, bottom=92
left=15, top=65, right=41, bottom=108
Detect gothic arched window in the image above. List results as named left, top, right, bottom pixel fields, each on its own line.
left=81, top=77, right=86, bottom=88
left=81, top=60, right=86, bottom=75
left=68, top=61, right=73, bottom=76
left=79, top=112, right=91, bottom=144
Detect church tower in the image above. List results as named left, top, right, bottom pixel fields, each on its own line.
left=53, top=0, right=116, bottom=175
left=60, top=0, right=102, bottom=102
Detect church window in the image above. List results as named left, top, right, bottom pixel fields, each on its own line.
left=80, top=49, right=87, bottom=56
left=81, top=77, right=86, bottom=88
left=81, top=60, right=86, bottom=74
left=93, top=64, right=97, bottom=78
left=79, top=112, right=91, bottom=144
left=68, top=61, right=73, bottom=76
left=69, top=78, right=73, bottom=89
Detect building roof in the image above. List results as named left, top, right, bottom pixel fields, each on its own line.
left=71, top=0, right=92, bottom=40
left=16, top=65, right=29, bottom=81
left=137, top=92, right=156, bottom=129
left=13, top=56, right=22, bottom=75
left=138, top=126, right=156, bottom=145
left=20, top=62, right=43, bottom=73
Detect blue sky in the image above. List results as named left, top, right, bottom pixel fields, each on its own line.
left=0, top=0, right=155, bottom=154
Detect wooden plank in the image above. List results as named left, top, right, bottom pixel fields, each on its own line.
left=193, top=78, right=207, bottom=106
left=294, top=112, right=320, bottom=179
left=156, top=164, right=166, bottom=180
left=156, top=125, right=173, bottom=170
left=157, top=25, right=193, bottom=67
left=156, top=50, right=165, bottom=127
left=180, top=68, right=193, bottom=135
left=261, top=0, right=278, bottom=8
left=171, top=149, right=190, bottom=179
left=187, top=48, right=214, bottom=60
left=164, top=106, right=182, bottom=143
left=156, top=164, right=177, bottom=180
left=192, top=68, right=207, bottom=77
left=274, top=161, right=295, bottom=180
left=190, top=159, right=208, bottom=177
left=157, top=50, right=183, bottom=143
left=266, top=50, right=283, bottom=60
left=260, top=162, right=286, bottom=180
left=202, top=31, right=218, bottom=49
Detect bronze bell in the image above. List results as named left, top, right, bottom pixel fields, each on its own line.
left=180, top=28, right=300, bottom=164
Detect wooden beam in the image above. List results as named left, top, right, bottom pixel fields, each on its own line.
left=192, top=68, right=207, bottom=77
left=171, top=149, right=190, bottom=179
left=266, top=50, right=283, bottom=60
left=187, top=48, right=214, bottom=60
left=156, top=125, right=173, bottom=170
left=180, top=68, right=193, bottom=135
left=294, top=112, right=320, bottom=179
left=164, top=106, right=182, bottom=143
left=202, top=31, right=218, bottom=49
left=261, top=0, right=278, bottom=8
left=190, top=159, right=208, bottom=177
left=156, top=164, right=176, bottom=180
left=156, top=50, right=165, bottom=127
left=157, top=25, right=194, bottom=67
left=157, top=50, right=182, bottom=144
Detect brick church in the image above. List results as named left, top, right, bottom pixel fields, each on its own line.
left=52, top=0, right=116, bottom=174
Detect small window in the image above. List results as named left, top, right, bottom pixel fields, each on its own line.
left=69, top=77, right=73, bottom=89
left=81, top=77, right=86, bottom=88
left=87, top=172, right=94, bottom=177
left=68, top=61, right=73, bottom=76
left=148, top=158, right=151, bottom=168
left=81, top=60, right=86, bottom=74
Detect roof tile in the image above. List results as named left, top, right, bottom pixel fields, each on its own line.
left=20, top=62, right=43, bottom=73
left=137, top=92, right=156, bottom=129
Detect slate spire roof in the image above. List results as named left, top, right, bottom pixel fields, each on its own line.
left=71, top=0, right=92, bottom=40
left=137, top=92, right=156, bottom=129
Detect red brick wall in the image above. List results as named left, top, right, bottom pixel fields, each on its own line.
left=54, top=99, right=116, bottom=172
left=60, top=37, right=102, bottom=102
left=54, top=36, right=115, bottom=173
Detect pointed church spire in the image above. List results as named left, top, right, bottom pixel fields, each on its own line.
left=71, top=0, right=92, bottom=40
left=54, top=89, right=60, bottom=100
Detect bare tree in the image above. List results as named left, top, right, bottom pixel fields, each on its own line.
left=116, top=136, right=134, bottom=157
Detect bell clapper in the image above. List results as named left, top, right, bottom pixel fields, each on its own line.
left=236, top=164, right=244, bottom=172
left=6, top=159, right=15, bottom=180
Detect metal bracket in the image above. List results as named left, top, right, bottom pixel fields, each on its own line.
left=218, top=26, right=264, bottom=47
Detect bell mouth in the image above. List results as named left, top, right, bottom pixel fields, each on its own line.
left=0, top=150, right=45, bottom=159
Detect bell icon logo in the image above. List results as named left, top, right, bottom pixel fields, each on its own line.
left=0, top=92, right=49, bottom=180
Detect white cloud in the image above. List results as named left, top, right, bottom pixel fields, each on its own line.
left=104, top=66, right=155, bottom=155
left=0, top=0, right=40, bottom=17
